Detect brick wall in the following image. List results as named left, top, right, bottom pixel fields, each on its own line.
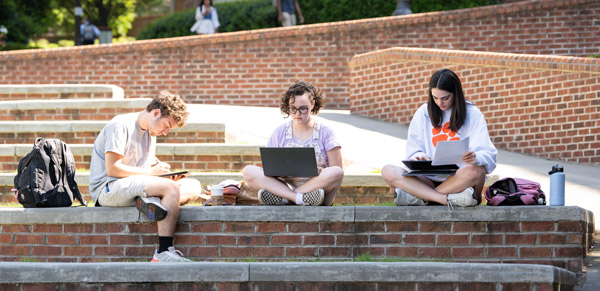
left=0, top=107, right=139, bottom=121
left=0, top=207, right=592, bottom=273
left=0, top=131, right=225, bottom=144
left=0, top=153, right=260, bottom=173
left=0, top=92, right=113, bottom=100
left=348, top=47, right=600, bottom=165
left=0, top=0, right=597, bottom=110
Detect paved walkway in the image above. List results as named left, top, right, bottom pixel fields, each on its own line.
left=189, top=103, right=600, bottom=290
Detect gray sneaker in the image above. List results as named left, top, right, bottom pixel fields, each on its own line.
left=302, top=189, right=325, bottom=206
left=446, top=187, right=477, bottom=207
left=135, top=196, right=168, bottom=221
left=394, top=188, right=428, bottom=206
left=258, top=189, right=283, bottom=205
left=151, top=246, right=191, bottom=262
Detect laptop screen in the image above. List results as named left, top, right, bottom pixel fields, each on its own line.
left=260, top=147, right=319, bottom=177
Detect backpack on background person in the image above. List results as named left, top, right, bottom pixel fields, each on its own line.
left=83, top=24, right=96, bottom=44
left=14, top=138, right=86, bottom=208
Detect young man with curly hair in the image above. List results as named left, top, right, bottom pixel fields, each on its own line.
left=89, top=91, right=200, bottom=262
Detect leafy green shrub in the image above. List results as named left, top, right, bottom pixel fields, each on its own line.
left=410, top=0, right=501, bottom=13
left=137, top=0, right=278, bottom=40
left=0, top=42, right=38, bottom=51
left=301, top=0, right=396, bottom=24
left=137, top=0, right=501, bottom=40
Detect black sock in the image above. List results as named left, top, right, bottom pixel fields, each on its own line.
left=158, top=236, right=173, bottom=253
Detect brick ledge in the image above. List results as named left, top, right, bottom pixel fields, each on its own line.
left=349, top=47, right=600, bottom=74
left=0, top=206, right=592, bottom=224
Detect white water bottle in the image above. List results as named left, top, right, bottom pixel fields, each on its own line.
left=548, top=165, right=565, bottom=206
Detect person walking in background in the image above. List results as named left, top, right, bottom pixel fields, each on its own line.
left=80, top=18, right=100, bottom=45
left=277, top=0, right=304, bottom=27
left=242, top=81, right=344, bottom=206
left=381, top=69, right=497, bottom=208
left=190, top=0, right=220, bottom=34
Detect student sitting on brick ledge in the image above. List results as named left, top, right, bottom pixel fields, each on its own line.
left=89, top=91, right=201, bottom=262
left=382, top=69, right=497, bottom=207
left=242, top=81, right=344, bottom=206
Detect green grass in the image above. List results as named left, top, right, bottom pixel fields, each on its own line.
left=355, top=253, right=449, bottom=263
left=18, top=258, right=39, bottom=262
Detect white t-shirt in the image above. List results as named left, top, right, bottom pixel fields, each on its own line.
left=89, top=112, right=156, bottom=203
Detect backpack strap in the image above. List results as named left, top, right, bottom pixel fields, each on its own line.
left=519, top=193, right=536, bottom=205
left=58, top=141, right=87, bottom=207
left=486, top=195, right=506, bottom=206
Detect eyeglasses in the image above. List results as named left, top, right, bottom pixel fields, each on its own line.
left=290, top=106, right=309, bottom=114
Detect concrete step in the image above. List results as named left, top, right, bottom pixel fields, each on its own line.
left=0, top=261, right=576, bottom=290
left=0, top=121, right=226, bottom=144
left=0, top=143, right=258, bottom=172
left=0, top=84, right=124, bottom=100
left=0, top=172, right=390, bottom=205
left=0, top=98, right=149, bottom=121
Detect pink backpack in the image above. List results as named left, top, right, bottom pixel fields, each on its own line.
left=485, top=177, right=546, bottom=206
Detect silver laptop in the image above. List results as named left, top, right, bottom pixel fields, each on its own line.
left=260, top=147, right=319, bottom=177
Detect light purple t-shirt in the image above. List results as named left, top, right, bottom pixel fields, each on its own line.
left=267, top=120, right=341, bottom=167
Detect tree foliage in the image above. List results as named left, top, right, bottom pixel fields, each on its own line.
left=0, top=0, right=54, bottom=44
left=0, top=0, right=162, bottom=46
left=51, top=0, right=137, bottom=37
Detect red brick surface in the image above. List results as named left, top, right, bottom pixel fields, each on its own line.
left=0, top=92, right=112, bottom=100
left=0, top=131, right=224, bottom=144
left=0, top=1, right=597, bottom=112
left=348, top=47, right=600, bottom=165
left=0, top=220, right=587, bottom=272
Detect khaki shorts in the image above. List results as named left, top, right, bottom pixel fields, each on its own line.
left=282, top=12, right=297, bottom=27
left=98, top=176, right=158, bottom=207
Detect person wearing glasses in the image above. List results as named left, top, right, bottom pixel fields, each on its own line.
left=381, top=69, right=497, bottom=207
left=242, top=81, right=343, bottom=206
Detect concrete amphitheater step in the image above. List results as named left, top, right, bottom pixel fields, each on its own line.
left=0, top=143, right=258, bottom=172
left=0, top=98, right=149, bottom=121
left=0, top=120, right=226, bottom=144
left=0, top=172, right=390, bottom=205
left=0, top=84, right=124, bottom=100
left=0, top=261, right=576, bottom=290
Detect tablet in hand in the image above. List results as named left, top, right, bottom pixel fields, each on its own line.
left=158, top=171, right=190, bottom=178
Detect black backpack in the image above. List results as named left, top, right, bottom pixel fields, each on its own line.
left=14, top=138, right=86, bottom=208
left=83, top=24, right=95, bottom=42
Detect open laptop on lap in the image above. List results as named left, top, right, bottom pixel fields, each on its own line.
left=401, top=160, right=459, bottom=176
left=260, top=147, right=319, bottom=177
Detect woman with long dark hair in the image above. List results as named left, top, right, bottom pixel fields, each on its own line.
left=381, top=69, right=497, bottom=207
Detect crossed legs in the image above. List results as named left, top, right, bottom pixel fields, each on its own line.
left=381, top=164, right=486, bottom=205
left=242, top=165, right=343, bottom=206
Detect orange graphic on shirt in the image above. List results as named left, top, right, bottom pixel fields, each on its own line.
left=432, top=122, right=460, bottom=147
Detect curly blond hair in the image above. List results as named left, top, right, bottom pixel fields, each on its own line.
left=146, top=91, right=189, bottom=128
